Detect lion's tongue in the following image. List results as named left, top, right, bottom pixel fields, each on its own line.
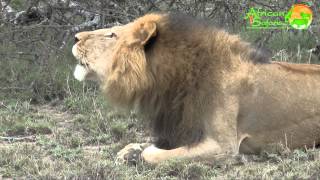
left=74, top=64, right=89, bottom=81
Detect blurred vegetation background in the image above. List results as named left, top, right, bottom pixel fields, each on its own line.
left=1, top=0, right=320, bottom=179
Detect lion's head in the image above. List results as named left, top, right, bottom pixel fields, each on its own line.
left=72, top=14, right=168, bottom=107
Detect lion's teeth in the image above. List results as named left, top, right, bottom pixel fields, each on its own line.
left=74, top=64, right=88, bottom=81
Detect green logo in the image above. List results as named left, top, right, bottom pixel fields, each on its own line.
left=245, top=3, right=313, bottom=30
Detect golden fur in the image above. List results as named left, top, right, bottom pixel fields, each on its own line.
left=72, top=13, right=320, bottom=164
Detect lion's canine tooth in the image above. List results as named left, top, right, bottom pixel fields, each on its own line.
left=74, top=64, right=88, bottom=81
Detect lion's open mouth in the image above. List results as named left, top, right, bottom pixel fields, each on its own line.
left=74, top=64, right=89, bottom=81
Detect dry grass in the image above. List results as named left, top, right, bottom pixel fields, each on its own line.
left=1, top=96, right=320, bottom=179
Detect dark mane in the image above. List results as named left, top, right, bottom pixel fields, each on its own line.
left=140, top=13, right=270, bottom=149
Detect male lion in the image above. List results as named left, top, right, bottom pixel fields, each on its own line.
left=72, top=13, right=320, bottom=164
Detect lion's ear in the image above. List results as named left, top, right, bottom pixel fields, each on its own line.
left=134, top=21, right=157, bottom=46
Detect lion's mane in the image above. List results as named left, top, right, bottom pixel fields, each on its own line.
left=102, top=13, right=270, bottom=149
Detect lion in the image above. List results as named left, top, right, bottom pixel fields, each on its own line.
left=72, top=13, right=320, bottom=164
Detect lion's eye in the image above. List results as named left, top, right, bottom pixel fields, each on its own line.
left=105, top=32, right=117, bottom=39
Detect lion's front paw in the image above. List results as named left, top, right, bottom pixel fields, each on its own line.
left=116, top=143, right=149, bottom=165
left=141, top=145, right=165, bottom=164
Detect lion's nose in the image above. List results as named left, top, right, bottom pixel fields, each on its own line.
left=75, top=36, right=80, bottom=43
